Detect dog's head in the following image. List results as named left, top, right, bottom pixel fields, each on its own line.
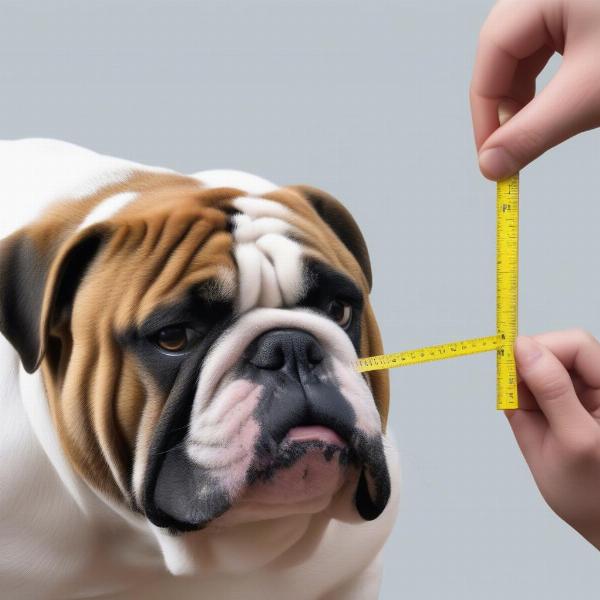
left=0, top=172, right=390, bottom=533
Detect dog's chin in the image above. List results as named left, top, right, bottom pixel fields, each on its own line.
left=209, top=429, right=358, bottom=528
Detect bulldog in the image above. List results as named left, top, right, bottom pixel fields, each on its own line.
left=0, top=139, right=400, bottom=600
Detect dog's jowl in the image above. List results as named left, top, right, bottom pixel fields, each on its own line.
left=0, top=139, right=400, bottom=600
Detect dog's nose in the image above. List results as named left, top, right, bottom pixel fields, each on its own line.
left=247, top=329, right=324, bottom=372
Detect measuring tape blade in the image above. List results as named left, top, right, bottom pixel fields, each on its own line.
left=496, top=174, right=519, bottom=409
left=356, top=335, right=501, bottom=373
left=355, top=175, right=520, bottom=411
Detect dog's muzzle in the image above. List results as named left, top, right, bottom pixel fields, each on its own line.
left=243, top=328, right=356, bottom=447
left=143, top=311, right=391, bottom=532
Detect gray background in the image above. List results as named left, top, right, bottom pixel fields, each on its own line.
left=2, top=0, right=600, bottom=597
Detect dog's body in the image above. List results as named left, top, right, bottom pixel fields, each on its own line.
left=0, top=139, right=400, bottom=600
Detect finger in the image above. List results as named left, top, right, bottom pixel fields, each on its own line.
left=571, top=372, right=593, bottom=399
left=471, top=0, right=600, bottom=177
left=505, top=373, right=547, bottom=467
left=504, top=406, right=546, bottom=467
left=470, top=1, right=557, bottom=150
left=510, top=45, right=555, bottom=105
left=471, top=45, right=554, bottom=150
left=516, top=370, right=598, bottom=416
left=504, top=370, right=548, bottom=468
left=478, top=58, right=600, bottom=179
left=515, top=379, right=541, bottom=411
left=529, top=330, right=600, bottom=414
left=514, top=336, right=597, bottom=442
left=529, top=329, right=600, bottom=390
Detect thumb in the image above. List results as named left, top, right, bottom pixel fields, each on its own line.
left=514, top=336, right=593, bottom=439
left=478, top=60, right=600, bottom=180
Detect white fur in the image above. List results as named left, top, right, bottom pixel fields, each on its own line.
left=193, top=169, right=279, bottom=196
left=78, top=191, right=139, bottom=230
left=0, top=139, right=173, bottom=238
left=0, top=139, right=399, bottom=599
left=231, top=202, right=305, bottom=312
left=190, top=308, right=381, bottom=438
left=232, top=196, right=290, bottom=219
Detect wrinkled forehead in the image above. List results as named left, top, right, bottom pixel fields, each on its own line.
left=229, top=195, right=312, bottom=312
left=228, top=193, right=363, bottom=314
left=85, top=182, right=361, bottom=328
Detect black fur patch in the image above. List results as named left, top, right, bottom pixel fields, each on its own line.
left=0, top=230, right=105, bottom=373
left=0, top=235, right=48, bottom=372
left=246, top=440, right=353, bottom=485
left=297, top=259, right=364, bottom=354
left=132, top=291, right=234, bottom=530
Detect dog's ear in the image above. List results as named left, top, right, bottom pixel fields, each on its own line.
left=288, top=185, right=373, bottom=291
left=0, top=225, right=108, bottom=373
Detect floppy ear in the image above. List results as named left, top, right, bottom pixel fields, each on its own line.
left=0, top=225, right=108, bottom=373
left=289, top=185, right=373, bottom=290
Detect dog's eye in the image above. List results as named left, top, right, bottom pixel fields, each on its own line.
left=155, top=326, right=190, bottom=352
left=326, top=300, right=353, bottom=328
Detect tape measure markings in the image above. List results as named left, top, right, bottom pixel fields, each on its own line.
left=496, top=174, right=519, bottom=410
left=356, top=334, right=501, bottom=373
left=355, top=176, right=520, bottom=411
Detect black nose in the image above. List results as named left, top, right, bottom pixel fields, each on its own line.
left=247, top=329, right=324, bottom=373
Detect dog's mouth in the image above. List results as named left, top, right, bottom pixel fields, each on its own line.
left=250, top=419, right=351, bottom=481
left=237, top=397, right=389, bottom=525
left=206, top=417, right=357, bottom=530
left=284, top=425, right=346, bottom=446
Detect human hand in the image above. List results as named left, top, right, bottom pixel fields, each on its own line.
left=470, top=0, right=600, bottom=180
left=507, top=329, right=600, bottom=550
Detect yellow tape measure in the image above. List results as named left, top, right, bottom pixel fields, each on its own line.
left=496, top=174, right=519, bottom=409
left=356, top=175, right=519, bottom=410
left=357, top=334, right=502, bottom=372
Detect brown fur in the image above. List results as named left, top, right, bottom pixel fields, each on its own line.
left=17, top=172, right=389, bottom=507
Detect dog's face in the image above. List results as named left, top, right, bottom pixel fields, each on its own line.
left=0, top=172, right=391, bottom=533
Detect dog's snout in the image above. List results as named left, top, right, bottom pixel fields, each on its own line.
left=247, top=329, right=324, bottom=372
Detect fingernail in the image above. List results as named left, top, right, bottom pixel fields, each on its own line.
left=514, top=336, right=542, bottom=368
left=497, top=99, right=518, bottom=126
left=479, top=147, right=519, bottom=180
